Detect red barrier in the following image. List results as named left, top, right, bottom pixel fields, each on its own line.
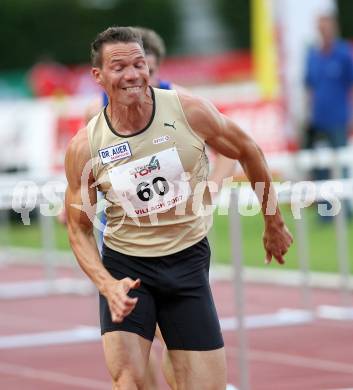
left=217, top=99, right=288, bottom=154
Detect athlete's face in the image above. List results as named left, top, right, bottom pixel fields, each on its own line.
left=92, top=42, right=150, bottom=105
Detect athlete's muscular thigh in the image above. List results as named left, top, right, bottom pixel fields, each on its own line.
left=102, top=331, right=152, bottom=389
left=169, top=348, right=227, bottom=390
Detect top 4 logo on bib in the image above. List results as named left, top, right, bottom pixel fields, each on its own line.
left=108, top=148, right=191, bottom=217
left=131, top=155, right=160, bottom=180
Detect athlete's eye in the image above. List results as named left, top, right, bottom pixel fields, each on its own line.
left=135, top=62, right=144, bottom=69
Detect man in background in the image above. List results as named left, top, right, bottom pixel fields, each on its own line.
left=305, top=13, right=353, bottom=149
left=304, top=12, right=353, bottom=219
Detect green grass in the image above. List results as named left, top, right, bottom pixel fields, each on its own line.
left=1, top=206, right=352, bottom=273
left=211, top=205, right=353, bottom=273
left=0, top=218, right=70, bottom=251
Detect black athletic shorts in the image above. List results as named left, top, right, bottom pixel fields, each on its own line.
left=99, top=237, right=224, bottom=351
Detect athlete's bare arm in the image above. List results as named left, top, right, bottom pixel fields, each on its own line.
left=65, top=128, right=140, bottom=322
left=180, top=93, right=293, bottom=264
left=208, top=154, right=235, bottom=188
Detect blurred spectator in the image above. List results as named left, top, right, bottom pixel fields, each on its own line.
left=28, top=59, right=73, bottom=97
left=136, top=26, right=170, bottom=89
left=304, top=12, right=353, bottom=220
left=304, top=13, right=353, bottom=150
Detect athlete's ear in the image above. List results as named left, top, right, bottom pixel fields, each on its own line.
left=92, top=67, right=103, bottom=86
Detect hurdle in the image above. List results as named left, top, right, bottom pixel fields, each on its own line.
left=225, top=146, right=353, bottom=389
left=0, top=173, right=93, bottom=299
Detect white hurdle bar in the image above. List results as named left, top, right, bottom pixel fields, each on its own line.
left=229, top=190, right=250, bottom=390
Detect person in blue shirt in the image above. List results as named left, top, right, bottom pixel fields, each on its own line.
left=304, top=13, right=353, bottom=219
left=305, top=13, right=353, bottom=149
left=132, top=27, right=172, bottom=90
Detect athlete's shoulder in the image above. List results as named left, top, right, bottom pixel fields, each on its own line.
left=71, top=127, right=88, bottom=145
left=65, top=128, right=98, bottom=196
left=178, top=91, right=217, bottom=122
left=85, top=97, right=103, bottom=124
left=66, top=128, right=90, bottom=165
left=177, top=91, right=224, bottom=141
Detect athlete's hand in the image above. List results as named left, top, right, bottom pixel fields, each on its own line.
left=262, top=218, right=293, bottom=265
left=105, top=277, right=141, bottom=323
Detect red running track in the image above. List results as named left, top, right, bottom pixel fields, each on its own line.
left=0, top=264, right=353, bottom=390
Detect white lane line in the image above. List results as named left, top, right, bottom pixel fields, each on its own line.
left=249, top=350, right=353, bottom=375
left=317, top=305, right=353, bottom=320
left=0, top=326, right=100, bottom=349
left=0, top=309, right=312, bottom=349
left=220, top=309, right=313, bottom=331
left=228, top=347, right=353, bottom=375
left=0, top=311, right=84, bottom=330
left=0, top=278, right=94, bottom=299
left=0, top=309, right=313, bottom=349
left=0, top=361, right=109, bottom=389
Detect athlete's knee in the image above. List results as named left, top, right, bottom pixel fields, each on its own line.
left=110, top=366, right=145, bottom=390
left=162, top=348, right=177, bottom=390
left=201, top=376, right=227, bottom=390
left=178, top=374, right=226, bottom=390
left=201, top=358, right=227, bottom=389
left=171, top=349, right=227, bottom=390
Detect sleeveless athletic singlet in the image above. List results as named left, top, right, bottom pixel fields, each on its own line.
left=87, top=87, right=212, bottom=257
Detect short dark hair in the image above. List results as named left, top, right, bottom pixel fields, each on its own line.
left=134, top=27, right=166, bottom=65
left=91, top=26, right=144, bottom=67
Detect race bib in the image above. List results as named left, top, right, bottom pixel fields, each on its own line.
left=108, top=148, right=191, bottom=217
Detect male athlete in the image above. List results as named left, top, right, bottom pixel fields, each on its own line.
left=65, top=26, right=293, bottom=389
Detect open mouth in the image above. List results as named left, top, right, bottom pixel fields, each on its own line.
left=122, top=86, right=142, bottom=92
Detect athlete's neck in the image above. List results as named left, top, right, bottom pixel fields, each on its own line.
left=107, top=88, right=153, bottom=135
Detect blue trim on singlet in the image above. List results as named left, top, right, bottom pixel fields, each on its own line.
left=103, top=92, right=109, bottom=106
left=158, top=80, right=172, bottom=90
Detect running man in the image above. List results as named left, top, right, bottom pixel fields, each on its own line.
left=65, top=26, right=293, bottom=389
left=85, top=26, right=230, bottom=389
